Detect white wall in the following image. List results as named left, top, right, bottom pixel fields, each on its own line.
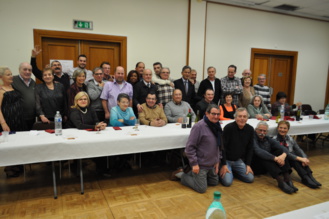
left=1, top=0, right=328, bottom=110
left=0, top=0, right=188, bottom=78
left=204, top=3, right=329, bottom=110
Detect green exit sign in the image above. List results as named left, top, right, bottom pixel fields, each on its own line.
left=73, top=20, right=93, bottom=30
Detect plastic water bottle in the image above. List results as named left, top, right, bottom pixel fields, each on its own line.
left=280, top=105, right=285, bottom=121
left=325, top=104, right=329, bottom=120
left=54, top=111, right=62, bottom=136
left=206, top=191, right=226, bottom=219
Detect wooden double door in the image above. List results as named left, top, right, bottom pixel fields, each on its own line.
left=251, top=48, right=298, bottom=104
left=34, top=29, right=127, bottom=78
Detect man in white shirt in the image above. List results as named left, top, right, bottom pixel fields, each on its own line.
left=68, top=54, right=93, bottom=83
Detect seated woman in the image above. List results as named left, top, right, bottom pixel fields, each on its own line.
left=67, top=69, right=87, bottom=110
left=66, top=91, right=106, bottom=130
left=273, top=121, right=321, bottom=189
left=271, top=91, right=301, bottom=116
left=239, top=76, right=255, bottom=108
left=35, top=68, right=67, bottom=123
left=110, top=93, right=136, bottom=126
left=247, top=95, right=271, bottom=120
left=219, top=93, right=236, bottom=120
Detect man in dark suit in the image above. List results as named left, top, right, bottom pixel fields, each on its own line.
left=174, top=65, right=198, bottom=110
left=133, top=69, right=158, bottom=116
left=197, top=66, right=222, bottom=105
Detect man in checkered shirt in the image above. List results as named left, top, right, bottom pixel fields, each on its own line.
left=221, top=65, right=243, bottom=106
left=156, top=67, right=174, bottom=108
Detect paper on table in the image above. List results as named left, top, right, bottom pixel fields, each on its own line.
left=29, top=130, right=39, bottom=136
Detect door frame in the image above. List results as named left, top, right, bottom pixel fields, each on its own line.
left=33, top=29, right=127, bottom=72
left=325, top=67, right=329, bottom=108
left=250, top=48, right=298, bottom=104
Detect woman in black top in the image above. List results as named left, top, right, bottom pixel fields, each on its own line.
left=127, top=70, right=139, bottom=86
left=219, top=93, right=236, bottom=120
left=35, top=68, right=67, bottom=122
left=0, top=67, right=26, bottom=177
left=67, top=69, right=87, bottom=109
left=66, top=91, right=106, bottom=130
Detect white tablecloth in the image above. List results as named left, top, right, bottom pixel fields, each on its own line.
left=1, top=116, right=328, bottom=166
left=0, top=124, right=190, bottom=166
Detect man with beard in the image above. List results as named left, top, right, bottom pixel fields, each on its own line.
left=30, top=46, right=70, bottom=91
left=100, top=66, right=133, bottom=120
left=68, top=54, right=93, bottom=83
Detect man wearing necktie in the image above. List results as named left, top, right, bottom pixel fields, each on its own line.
left=174, top=66, right=198, bottom=111
left=133, top=69, right=159, bottom=116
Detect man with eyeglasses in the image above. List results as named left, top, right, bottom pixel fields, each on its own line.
left=87, top=67, right=106, bottom=122
left=100, top=61, right=114, bottom=81
left=253, top=121, right=296, bottom=194
left=12, top=62, right=36, bottom=130
left=138, top=92, right=167, bottom=127
left=219, top=108, right=254, bottom=187
left=156, top=67, right=174, bottom=108
left=171, top=104, right=222, bottom=193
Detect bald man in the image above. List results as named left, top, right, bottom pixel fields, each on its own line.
left=12, top=62, right=36, bottom=130
left=133, top=69, right=159, bottom=115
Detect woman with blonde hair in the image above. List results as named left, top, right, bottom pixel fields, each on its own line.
left=65, top=91, right=106, bottom=130
left=0, top=66, right=26, bottom=177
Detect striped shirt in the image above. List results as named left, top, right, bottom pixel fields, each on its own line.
left=253, top=84, right=271, bottom=106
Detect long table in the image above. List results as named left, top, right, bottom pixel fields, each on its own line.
left=1, top=116, right=328, bottom=198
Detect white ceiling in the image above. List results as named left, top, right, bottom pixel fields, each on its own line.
left=206, top=0, right=329, bottom=22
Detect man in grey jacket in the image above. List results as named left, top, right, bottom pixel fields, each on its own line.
left=171, top=104, right=222, bottom=193
left=87, top=67, right=106, bottom=122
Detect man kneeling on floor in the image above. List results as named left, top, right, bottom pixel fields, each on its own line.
left=171, top=104, right=222, bottom=193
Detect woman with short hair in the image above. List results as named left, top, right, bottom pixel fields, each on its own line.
left=239, top=76, right=255, bottom=108
left=110, top=93, right=136, bottom=126
left=35, top=68, right=66, bottom=123
left=67, top=69, right=87, bottom=110
left=273, top=121, right=321, bottom=189
left=66, top=91, right=106, bottom=130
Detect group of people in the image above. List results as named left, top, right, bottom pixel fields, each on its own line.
left=171, top=106, right=321, bottom=194
left=0, top=48, right=319, bottom=193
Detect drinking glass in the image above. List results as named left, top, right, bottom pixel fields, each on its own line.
left=134, top=119, right=140, bottom=131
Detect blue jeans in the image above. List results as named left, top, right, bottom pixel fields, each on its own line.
left=220, top=159, right=254, bottom=187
